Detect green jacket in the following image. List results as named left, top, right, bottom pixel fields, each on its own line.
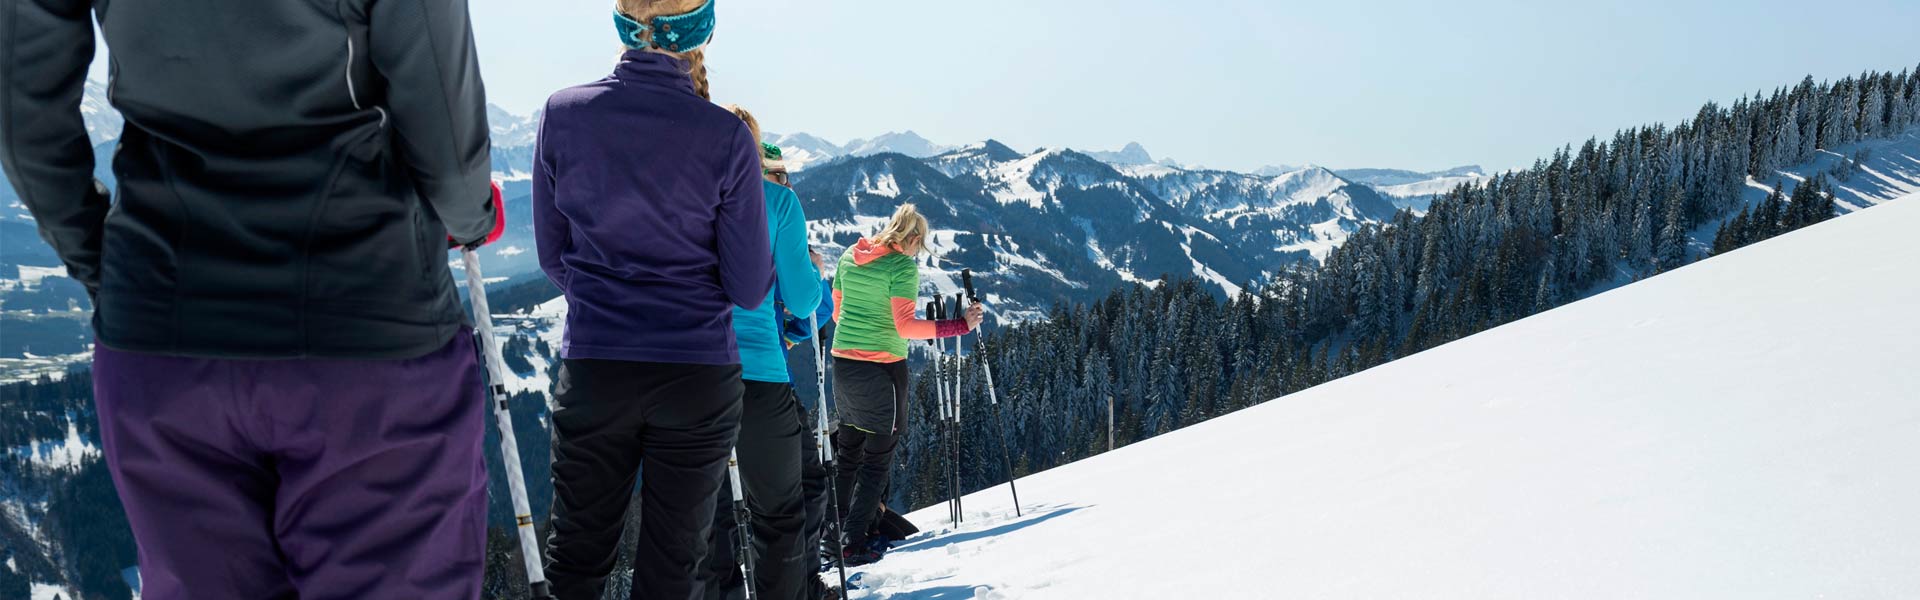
left=831, top=238, right=923, bottom=363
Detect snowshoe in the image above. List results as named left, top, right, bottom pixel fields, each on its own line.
left=873, top=504, right=920, bottom=539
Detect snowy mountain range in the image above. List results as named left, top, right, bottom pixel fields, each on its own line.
left=760, top=130, right=954, bottom=170
left=768, top=137, right=1407, bottom=319
left=450, top=105, right=1450, bottom=323
left=487, top=104, right=542, bottom=149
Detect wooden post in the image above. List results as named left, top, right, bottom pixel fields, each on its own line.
left=1106, top=394, right=1115, bottom=452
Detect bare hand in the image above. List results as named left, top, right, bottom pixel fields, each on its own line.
left=964, top=302, right=985, bottom=331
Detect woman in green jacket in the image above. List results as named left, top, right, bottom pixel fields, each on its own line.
left=829, top=203, right=983, bottom=565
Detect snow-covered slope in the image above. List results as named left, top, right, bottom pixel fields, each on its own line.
left=1372, top=173, right=1487, bottom=212
left=1336, top=165, right=1485, bottom=187
left=1337, top=165, right=1491, bottom=213
left=849, top=193, right=1920, bottom=598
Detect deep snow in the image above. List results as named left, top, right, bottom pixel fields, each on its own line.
left=846, top=193, right=1920, bottom=598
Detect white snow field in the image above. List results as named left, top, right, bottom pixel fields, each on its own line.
left=849, top=193, right=1920, bottom=599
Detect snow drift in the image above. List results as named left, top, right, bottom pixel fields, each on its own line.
left=851, top=194, right=1920, bottom=598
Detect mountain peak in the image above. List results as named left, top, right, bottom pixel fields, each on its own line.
left=1252, top=164, right=1306, bottom=176
left=1297, top=164, right=1342, bottom=178
left=1084, top=142, right=1156, bottom=166
left=845, top=131, right=951, bottom=158
left=487, top=104, right=540, bottom=147
left=977, top=139, right=1017, bottom=153
left=486, top=103, right=516, bottom=122
left=955, top=139, right=1023, bottom=161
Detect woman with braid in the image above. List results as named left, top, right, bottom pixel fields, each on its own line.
left=532, top=1, right=772, bottom=597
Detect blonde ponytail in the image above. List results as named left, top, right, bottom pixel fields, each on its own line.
left=615, top=0, right=712, bottom=99
left=725, top=104, right=758, bottom=139
left=727, top=105, right=789, bottom=176
left=874, top=204, right=931, bottom=254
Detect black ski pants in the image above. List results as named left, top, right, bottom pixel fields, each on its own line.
left=798, top=396, right=830, bottom=577
left=543, top=359, right=743, bottom=600
left=830, top=358, right=910, bottom=549
left=701, top=381, right=819, bottom=600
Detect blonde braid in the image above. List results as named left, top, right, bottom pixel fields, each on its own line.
left=615, top=0, right=711, bottom=99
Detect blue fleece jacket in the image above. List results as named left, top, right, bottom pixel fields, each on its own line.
left=733, top=181, right=822, bottom=382
left=533, top=51, right=772, bottom=365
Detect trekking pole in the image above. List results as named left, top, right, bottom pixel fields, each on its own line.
left=460, top=249, right=552, bottom=599
left=936, top=263, right=957, bottom=527
left=934, top=299, right=951, bottom=525
left=929, top=300, right=956, bottom=525
left=727, top=449, right=757, bottom=600
left=809, top=315, right=851, bottom=593
left=962, top=270, right=1022, bottom=517
left=940, top=300, right=956, bottom=523
left=952, top=293, right=966, bottom=523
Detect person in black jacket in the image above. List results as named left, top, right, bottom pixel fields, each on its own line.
left=0, top=1, right=504, bottom=598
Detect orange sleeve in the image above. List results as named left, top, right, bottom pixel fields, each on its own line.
left=833, top=289, right=844, bottom=324
left=891, top=297, right=938, bottom=340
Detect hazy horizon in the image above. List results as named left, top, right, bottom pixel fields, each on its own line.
left=86, top=0, right=1920, bottom=173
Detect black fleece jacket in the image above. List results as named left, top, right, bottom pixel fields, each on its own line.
left=0, top=0, right=498, bottom=358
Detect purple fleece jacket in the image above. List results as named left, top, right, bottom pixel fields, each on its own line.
left=533, top=51, right=772, bottom=365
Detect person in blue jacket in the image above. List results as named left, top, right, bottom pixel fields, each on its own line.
left=533, top=1, right=774, bottom=598
left=697, top=107, right=834, bottom=600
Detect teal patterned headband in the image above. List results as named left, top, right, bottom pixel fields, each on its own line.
left=613, top=0, right=717, bottom=53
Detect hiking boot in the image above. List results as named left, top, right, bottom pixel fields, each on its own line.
left=842, top=543, right=885, bottom=567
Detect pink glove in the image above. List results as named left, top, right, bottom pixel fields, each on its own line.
left=450, top=182, right=507, bottom=249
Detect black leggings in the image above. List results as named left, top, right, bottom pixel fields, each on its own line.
left=830, top=358, right=909, bottom=548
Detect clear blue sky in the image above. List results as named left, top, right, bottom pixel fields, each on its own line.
left=99, top=0, right=1920, bottom=173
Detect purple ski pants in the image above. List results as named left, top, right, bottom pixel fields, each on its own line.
left=92, top=332, right=488, bottom=600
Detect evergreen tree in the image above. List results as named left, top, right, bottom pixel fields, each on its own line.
left=1840, top=78, right=1862, bottom=144
left=1821, top=79, right=1849, bottom=149
left=1754, top=188, right=1785, bottom=241
left=1729, top=207, right=1754, bottom=247
left=1627, top=195, right=1655, bottom=270
left=1710, top=220, right=1734, bottom=256
left=1861, top=78, right=1887, bottom=138
left=1773, top=99, right=1801, bottom=170
left=1656, top=182, right=1689, bottom=270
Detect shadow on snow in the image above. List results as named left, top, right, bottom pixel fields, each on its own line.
left=878, top=585, right=986, bottom=599
left=886, top=504, right=1086, bottom=557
